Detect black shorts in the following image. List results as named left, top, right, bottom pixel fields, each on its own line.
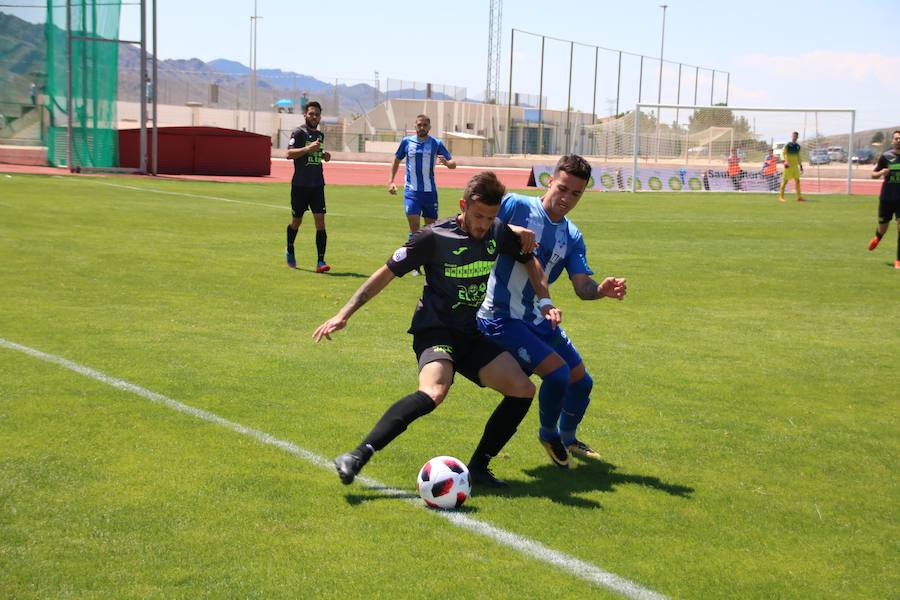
left=291, top=185, right=326, bottom=217
left=412, top=327, right=505, bottom=387
left=878, top=193, right=899, bottom=224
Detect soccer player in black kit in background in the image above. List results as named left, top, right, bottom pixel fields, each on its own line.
left=313, top=171, right=562, bottom=487
left=868, top=129, right=900, bottom=269
left=286, top=101, right=332, bottom=272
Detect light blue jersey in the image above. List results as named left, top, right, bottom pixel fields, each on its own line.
left=395, top=135, right=452, bottom=193
left=478, top=193, right=593, bottom=325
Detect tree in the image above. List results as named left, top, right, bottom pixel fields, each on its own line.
left=872, top=131, right=885, bottom=145
left=687, top=106, right=752, bottom=138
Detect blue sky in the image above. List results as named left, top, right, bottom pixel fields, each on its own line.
left=6, top=0, right=896, bottom=131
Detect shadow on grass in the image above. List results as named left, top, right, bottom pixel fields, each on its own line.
left=293, top=267, right=368, bottom=278
left=345, top=491, right=419, bottom=505
left=344, top=486, right=480, bottom=514
left=474, top=459, right=694, bottom=509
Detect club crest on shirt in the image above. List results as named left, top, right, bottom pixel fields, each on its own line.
left=392, top=247, right=407, bottom=262
left=486, top=239, right=497, bottom=255
left=517, top=347, right=532, bottom=364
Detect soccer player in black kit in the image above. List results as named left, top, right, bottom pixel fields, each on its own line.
left=286, top=101, right=331, bottom=272
left=313, top=171, right=562, bottom=487
left=868, top=129, right=900, bottom=269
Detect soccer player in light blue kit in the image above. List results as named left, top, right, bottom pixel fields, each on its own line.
left=477, top=155, right=627, bottom=468
left=389, top=114, right=457, bottom=244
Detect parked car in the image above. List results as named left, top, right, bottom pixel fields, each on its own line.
left=809, top=149, right=831, bottom=165
left=851, top=148, right=876, bottom=164
left=827, top=146, right=847, bottom=162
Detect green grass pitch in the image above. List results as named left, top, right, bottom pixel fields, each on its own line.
left=1, top=173, right=897, bottom=598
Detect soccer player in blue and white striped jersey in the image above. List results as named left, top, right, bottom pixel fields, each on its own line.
left=477, top=155, right=627, bottom=468
left=389, top=115, right=456, bottom=243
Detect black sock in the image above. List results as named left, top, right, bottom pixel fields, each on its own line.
left=469, top=396, right=532, bottom=468
left=362, top=391, right=436, bottom=451
left=286, top=224, right=298, bottom=251
left=875, top=229, right=884, bottom=240
left=316, top=229, right=327, bottom=262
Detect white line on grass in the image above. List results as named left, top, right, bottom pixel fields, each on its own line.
left=0, top=337, right=666, bottom=600
left=79, top=179, right=398, bottom=220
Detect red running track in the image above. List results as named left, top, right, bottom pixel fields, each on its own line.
left=0, top=160, right=882, bottom=195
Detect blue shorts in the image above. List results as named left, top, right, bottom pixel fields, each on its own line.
left=476, top=316, right=583, bottom=374
left=404, top=189, right=439, bottom=219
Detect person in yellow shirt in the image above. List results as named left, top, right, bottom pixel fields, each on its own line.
left=779, top=131, right=805, bottom=202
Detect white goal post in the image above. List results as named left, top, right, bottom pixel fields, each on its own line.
left=609, top=104, right=857, bottom=193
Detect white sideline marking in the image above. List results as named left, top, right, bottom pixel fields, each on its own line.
left=82, top=179, right=397, bottom=220
left=0, top=338, right=666, bottom=600
left=88, top=180, right=286, bottom=210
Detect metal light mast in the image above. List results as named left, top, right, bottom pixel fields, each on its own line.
left=486, top=0, right=502, bottom=103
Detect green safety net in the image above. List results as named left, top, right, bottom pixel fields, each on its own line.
left=46, top=1, right=122, bottom=168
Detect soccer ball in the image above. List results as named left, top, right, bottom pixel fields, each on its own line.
left=416, top=456, right=471, bottom=509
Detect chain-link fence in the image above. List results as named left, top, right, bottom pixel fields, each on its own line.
left=503, top=29, right=730, bottom=156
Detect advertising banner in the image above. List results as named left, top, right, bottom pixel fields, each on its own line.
left=528, top=164, right=782, bottom=193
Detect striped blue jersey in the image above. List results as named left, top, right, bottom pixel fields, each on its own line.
left=478, top=193, right=593, bottom=324
left=395, top=135, right=452, bottom=193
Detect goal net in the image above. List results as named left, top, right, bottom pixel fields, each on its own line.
left=583, top=104, right=857, bottom=193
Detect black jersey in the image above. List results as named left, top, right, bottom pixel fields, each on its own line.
left=876, top=149, right=900, bottom=203
left=386, top=217, right=531, bottom=335
left=288, top=125, right=325, bottom=187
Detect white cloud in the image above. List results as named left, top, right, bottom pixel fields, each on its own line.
left=727, top=84, right=771, bottom=105
left=738, top=50, right=900, bottom=88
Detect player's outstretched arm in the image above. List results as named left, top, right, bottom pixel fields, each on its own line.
left=571, top=273, right=627, bottom=301
left=437, top=155, right=457, bottom=169
left=313, top=266, right=396, bottom=342
left=388, top=158, right=402, bottom=194
left=526, top=256, right=561, bottom=328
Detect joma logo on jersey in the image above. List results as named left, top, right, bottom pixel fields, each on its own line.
left=451, top=246, right=468, bottom=255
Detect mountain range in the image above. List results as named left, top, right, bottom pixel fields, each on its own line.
left=1, top=11, right=459, bottom=119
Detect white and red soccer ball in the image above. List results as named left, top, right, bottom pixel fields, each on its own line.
left=416, top=456, right=471, bottom=509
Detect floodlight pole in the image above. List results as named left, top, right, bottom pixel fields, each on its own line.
left=152, top=0, right=158, bottom=175
left=66, top=0, right=73, bottom=171
left=848, top=110, right=856, bottom=194
left=657, top=4, right=667, bottom=105
left=655, top=5, right=667, bottom=162
left=537, top=34, right=544, bottom=155
left=505, top=29, right=514, bottom=154
left=139, top=0, right=147, bottom=173
left=249, top=1, right=261, bottom=133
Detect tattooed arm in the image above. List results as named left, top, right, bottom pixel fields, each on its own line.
left=313, top=266, right=396, bottom=342
left=570, top=272, right=627, bottom=301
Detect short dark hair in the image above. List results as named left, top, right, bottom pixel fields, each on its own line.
left=463, top=171, right=506, bottom=206
left=792, top=131, right=799, bottom=136
left=554, top=154, right=592, bottom=181
left=892, top=130, right=900, bottom=137
left=306, top=101, right=322, bottom=113
left=416, top=114, right=431, bottom=123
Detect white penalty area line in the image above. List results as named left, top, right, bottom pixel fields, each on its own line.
left=0, top=337, right=666, bottom=600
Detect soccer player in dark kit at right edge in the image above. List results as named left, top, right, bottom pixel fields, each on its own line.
left=867, top=129, right=900, bottom=269
left=313, top=171, right=563, bottom=488
left=285, top=101, right=332, bottom=272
